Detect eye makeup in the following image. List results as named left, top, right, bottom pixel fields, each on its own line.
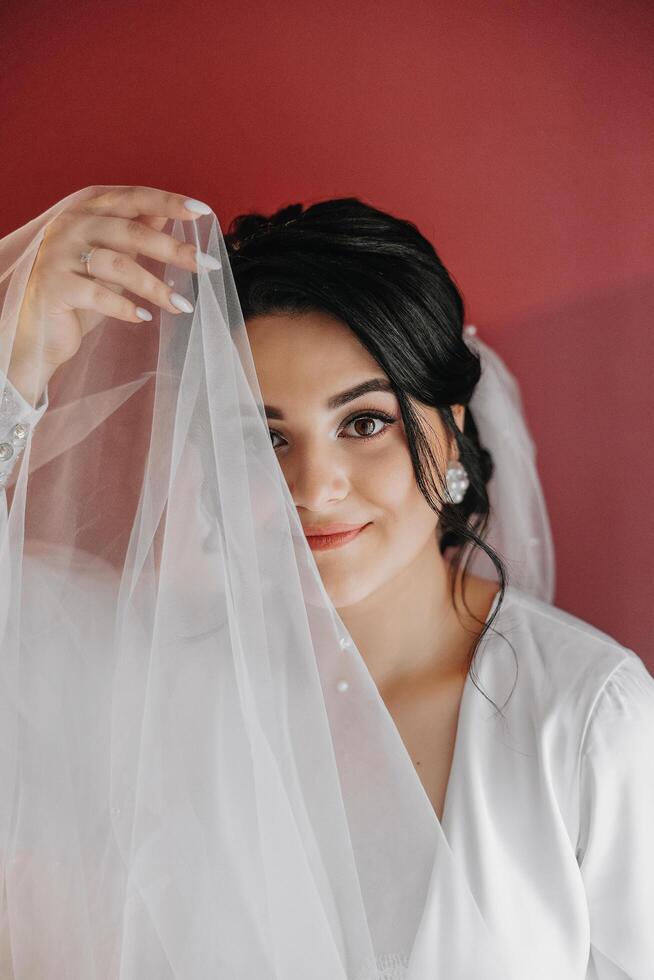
left=269, top=408, right=398, bottom=450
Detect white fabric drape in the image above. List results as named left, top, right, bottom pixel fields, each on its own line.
left=0, top=187, right=514, bottom=979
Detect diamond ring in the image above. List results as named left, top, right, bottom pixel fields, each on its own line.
left=79, top=247, right=97, bottom=277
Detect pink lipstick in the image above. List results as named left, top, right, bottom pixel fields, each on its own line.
left=304, top=523, right=370, bottom=551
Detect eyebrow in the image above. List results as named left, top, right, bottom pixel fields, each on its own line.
left=264, top=377, right=395, bottom=420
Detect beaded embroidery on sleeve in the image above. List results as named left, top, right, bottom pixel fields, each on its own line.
left=0, top=375, right=48, bottom=488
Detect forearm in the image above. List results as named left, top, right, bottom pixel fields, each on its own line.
left=6, top=353, right=56, bottom=409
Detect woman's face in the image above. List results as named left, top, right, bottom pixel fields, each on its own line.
left=245, top=310, right=462, bottom=609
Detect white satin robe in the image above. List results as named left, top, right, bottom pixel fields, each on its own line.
left=1, top=372, right=653, bottom=980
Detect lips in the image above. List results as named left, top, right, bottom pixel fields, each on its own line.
left=303, top=523, right=366, bottom=536
left=304, top=523, right=370, bottom=551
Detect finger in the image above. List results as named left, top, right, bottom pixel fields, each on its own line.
left=82, top=185, right=212, bottom=222
left=66, top=272, right=158, bottom=324
left=82, top=214, right=203, bottom=274
left=82, top=247, right=191, bottom=315
left=135, top=215, right=169, bottom=232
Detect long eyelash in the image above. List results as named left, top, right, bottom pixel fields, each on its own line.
left=268, top=409, right=397, bottom=448
left=341, top=408, right=397, bottom=440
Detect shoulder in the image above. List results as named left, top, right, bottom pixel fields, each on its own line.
left=481, top=585, right=653, bottom=779
left=575, top=646, right=654, bottom=823
left=493, top=585, right=645, bottom=705
left=579, top=650, right=654, bottom=760
left=487, top=587, right=654, bottom=862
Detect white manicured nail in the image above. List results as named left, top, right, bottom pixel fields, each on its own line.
left=166, top=279, right=175, bottom=287
left=196, top=251, right=222, bottom=271
left=170, top=292, right=194, bottom=313
left=184, top=198, right=212, bottom=215
left=136, top=307, right=152, bottom=321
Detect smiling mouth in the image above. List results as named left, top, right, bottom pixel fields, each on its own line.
left=305, top=524, right=370, bottom=551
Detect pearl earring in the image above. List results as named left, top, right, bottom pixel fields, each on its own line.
left=445, top=460, right=469, bottom=504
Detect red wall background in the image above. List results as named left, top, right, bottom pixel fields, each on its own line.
left=1, top=0, right=652, bottom=660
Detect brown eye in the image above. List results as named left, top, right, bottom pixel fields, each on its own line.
left=341, top=411, right=397, bottom=440
left=268, top=410, right=397, bottom=451
left=351, top=417, right=378, bottom=437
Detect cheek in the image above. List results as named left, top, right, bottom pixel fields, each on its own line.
left=359, top=446, right=437, bottom=534
left=317, top=448, right=441, bottom=607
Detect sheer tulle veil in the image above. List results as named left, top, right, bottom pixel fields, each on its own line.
left=0, top=186, right=553, bottom=979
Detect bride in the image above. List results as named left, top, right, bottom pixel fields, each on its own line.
left=0, top=185, right=651, bottom=979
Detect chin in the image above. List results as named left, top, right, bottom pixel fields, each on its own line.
left=321, top=573, right=373, bottom=609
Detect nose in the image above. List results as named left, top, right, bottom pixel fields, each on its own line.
left=283, top=441, right=350, bottom=511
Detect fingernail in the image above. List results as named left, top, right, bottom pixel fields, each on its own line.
left=136, top=307, right=152, bottom=321
left=184, top=198, right=212, bottom=215
left=170, top=292, right=194, bottom=313
left=196, top=250, right=222, bottom=271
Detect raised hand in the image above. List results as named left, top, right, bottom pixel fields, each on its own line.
left=9, top=185, right=219, bottom=403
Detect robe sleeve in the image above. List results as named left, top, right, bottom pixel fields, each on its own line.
left=577, top=651, right=654, bottom=979
left=0, top=371, right=49, bottom=490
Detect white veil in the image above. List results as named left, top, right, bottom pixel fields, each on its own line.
left=465, top=325, right=555, bottom=603
left=0, top=186, right=553, bottom=979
